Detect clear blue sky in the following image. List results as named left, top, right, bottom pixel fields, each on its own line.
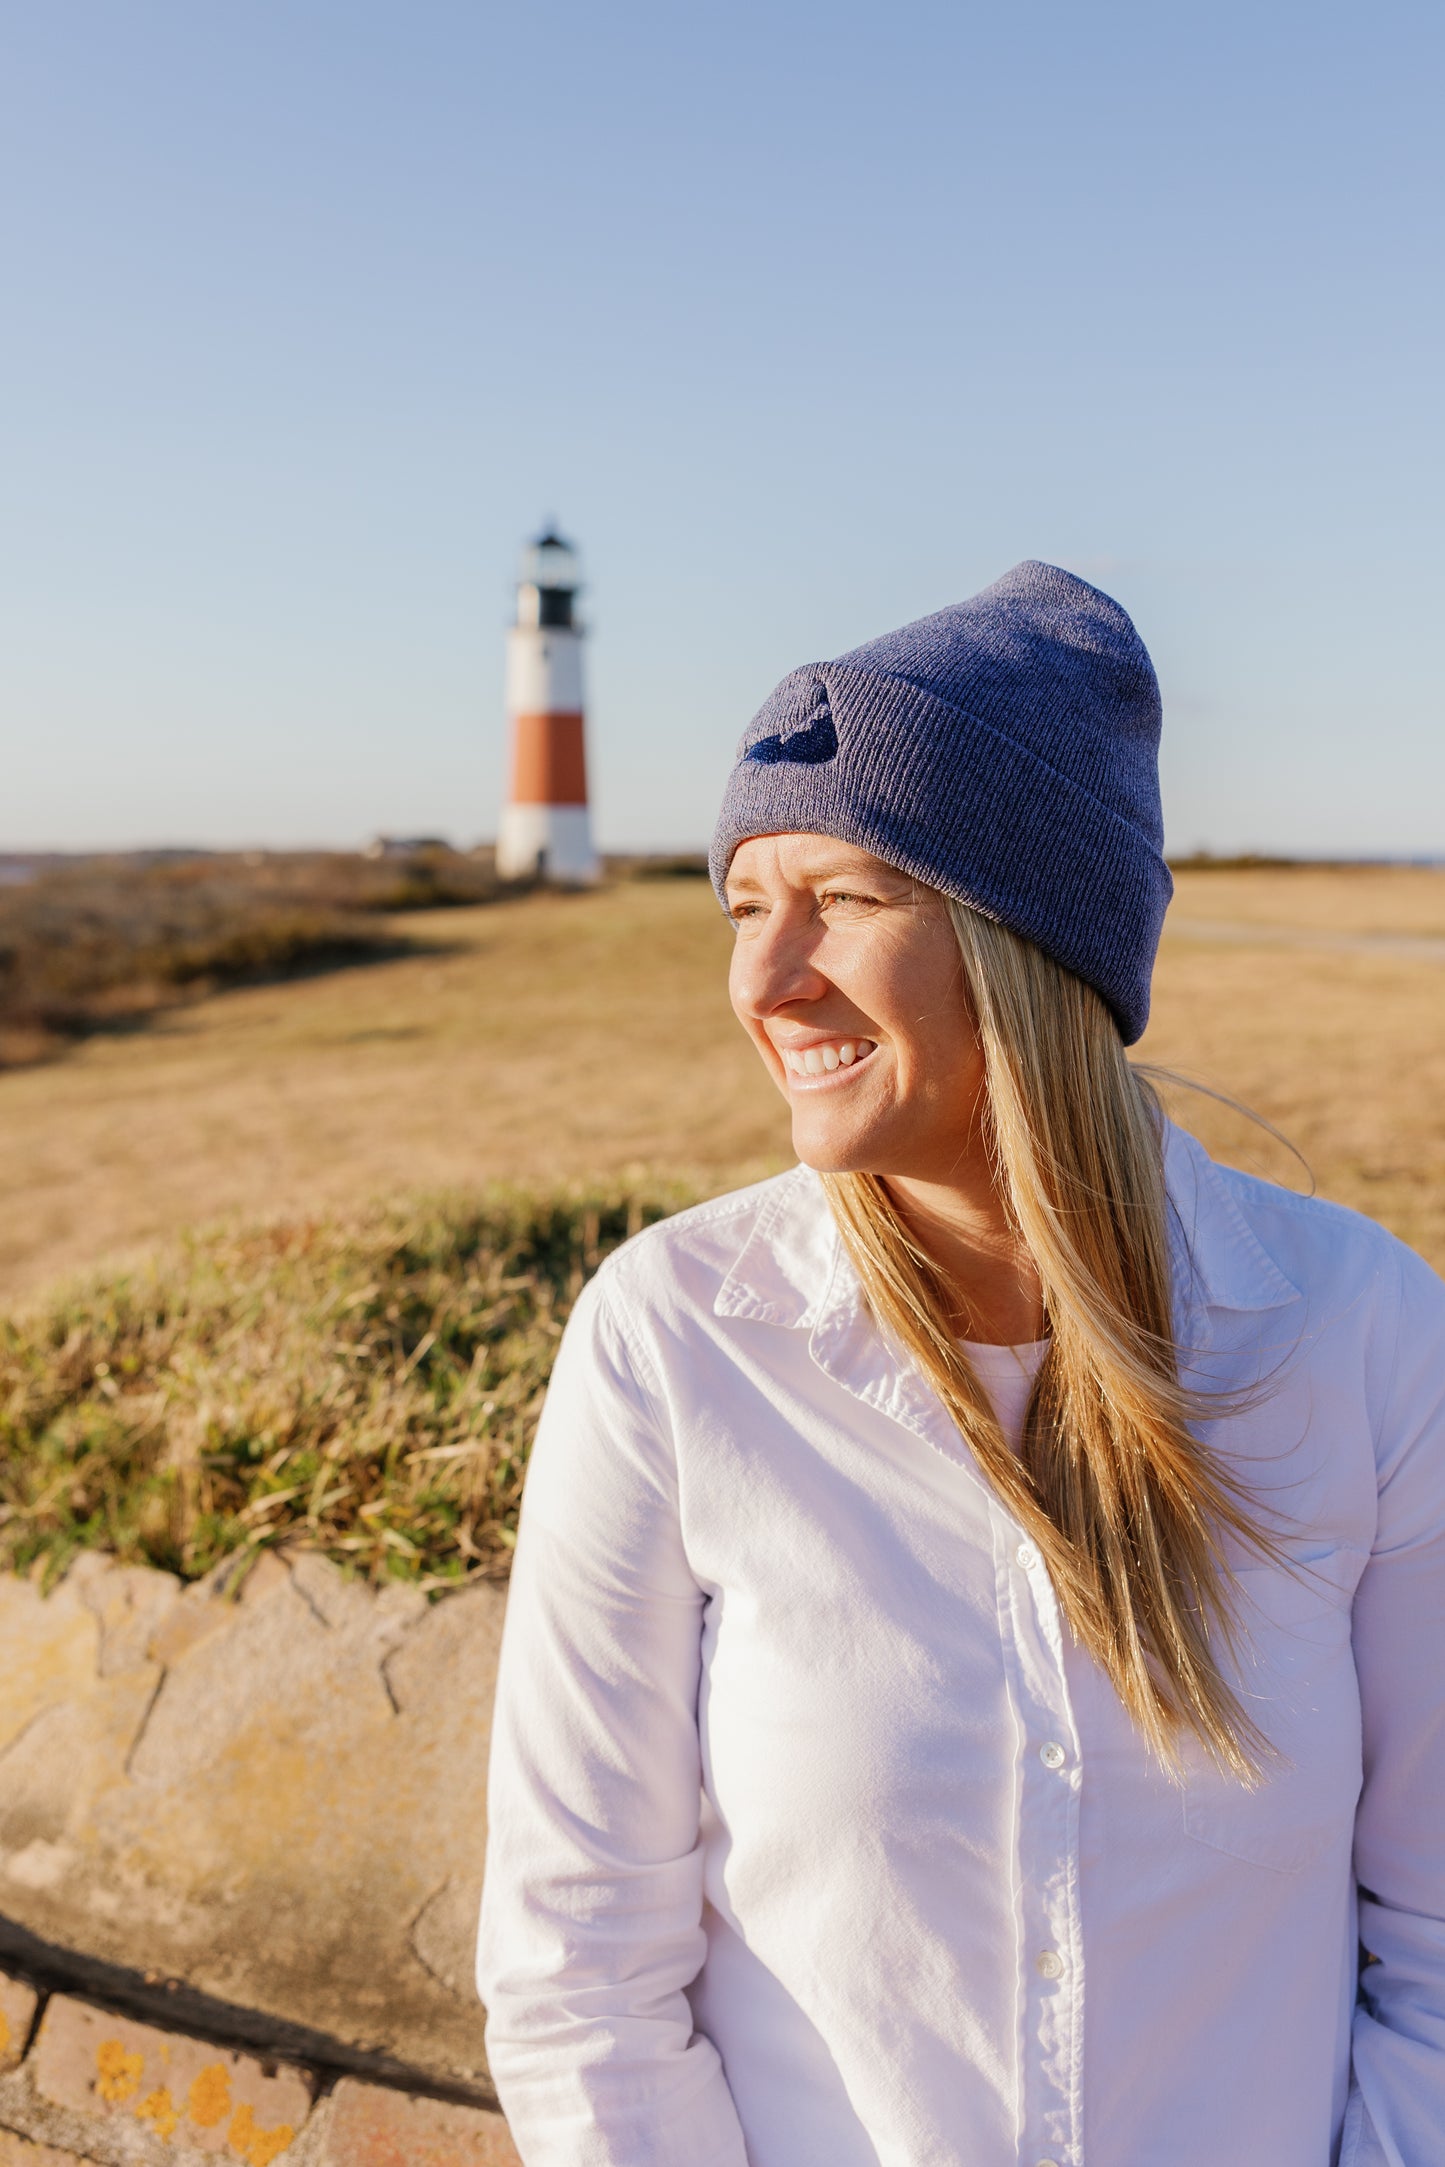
left=3, top=0, right=1442, bottom=856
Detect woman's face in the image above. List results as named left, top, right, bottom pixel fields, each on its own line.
left=726, top=833, right=988, bottom=1182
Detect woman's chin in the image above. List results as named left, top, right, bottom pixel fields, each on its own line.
left=790, top=1112, right=882, bottom=1176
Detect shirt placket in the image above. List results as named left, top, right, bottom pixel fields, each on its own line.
left=994, top=1503, right=1084, bottom=2167
left=807, top=1286, right=1089, bottom=2164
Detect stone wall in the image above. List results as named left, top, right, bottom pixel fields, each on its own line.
left=0, top=1554, right=507, bottom=2096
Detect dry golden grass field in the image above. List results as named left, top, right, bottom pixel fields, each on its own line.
left=2, top=865, right=1443, bottom=1307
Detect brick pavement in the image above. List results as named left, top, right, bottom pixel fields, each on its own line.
left=0, top=1966, right=520, bottom=2167
left=0, top=2134, right=87, bottom=2167
left=316, top=2081, right=522, bottom=2165
left=0, top=1981, right=39, bottom=2078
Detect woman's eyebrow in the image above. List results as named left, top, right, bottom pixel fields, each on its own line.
left=725, top=857, right=908, bottom=901
left=801, top=860, right=909, bottom=890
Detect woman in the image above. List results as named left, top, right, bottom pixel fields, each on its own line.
left=476, top=562, right=1445, bottom=2166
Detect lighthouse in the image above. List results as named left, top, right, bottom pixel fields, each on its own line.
left=496, top=526, right=600, bottom=883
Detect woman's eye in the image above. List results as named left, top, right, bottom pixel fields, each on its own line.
left=727, top=902, right=764, bottom=924
left=821, top=890, right=872, bottom=911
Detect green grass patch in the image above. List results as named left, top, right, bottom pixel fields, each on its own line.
left=0, top=1183, right=698, bottom=1593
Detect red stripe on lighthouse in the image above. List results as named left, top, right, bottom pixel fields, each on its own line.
left=508, top=712, right=588, bottom=806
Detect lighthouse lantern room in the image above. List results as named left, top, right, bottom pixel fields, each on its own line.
left=496, top=527, right=600, bottom=882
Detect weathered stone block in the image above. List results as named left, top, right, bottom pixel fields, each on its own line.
left=0, top=1557, right=506, bottom=2088
left=0, top=1970, right=39, bottom=2073
left=316, top=2080, right=520, bottom=2165
left=31, top=1997, right=312, bottom=2162
left=66, top=1552, right=182, bottom=1679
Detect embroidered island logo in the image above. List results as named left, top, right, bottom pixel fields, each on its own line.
left=743, top=680, right=837, bottom=766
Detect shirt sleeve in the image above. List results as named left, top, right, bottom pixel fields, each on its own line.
left=1342, top=1242, right=1445, bottom=2167
left=475, top=1270, right=749, bottom=2167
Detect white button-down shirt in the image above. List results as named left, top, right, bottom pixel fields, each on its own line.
left=476, top=1126, right=1445, bottom=2166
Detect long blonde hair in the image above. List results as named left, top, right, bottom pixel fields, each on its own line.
left=822, top=900, right=1281, bottom=1780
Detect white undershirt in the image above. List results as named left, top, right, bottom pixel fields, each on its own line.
left=958, top=1336, right=1050, bottom=1450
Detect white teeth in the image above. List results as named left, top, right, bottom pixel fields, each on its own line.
left=780, top=1038, right=875, bottom=1077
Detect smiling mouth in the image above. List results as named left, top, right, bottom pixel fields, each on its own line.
left=778, top=1037, right=878, bottom=1079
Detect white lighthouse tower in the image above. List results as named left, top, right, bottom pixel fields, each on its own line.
left=496, top=527, right=599, bottom=883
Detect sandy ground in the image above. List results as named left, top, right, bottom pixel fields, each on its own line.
left=2, top=867, right=1442, bottom=1305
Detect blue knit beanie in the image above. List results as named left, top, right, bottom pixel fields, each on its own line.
left=709, top=560, right=1171, bottom=1044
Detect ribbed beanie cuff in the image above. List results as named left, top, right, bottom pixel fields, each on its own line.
left=709, top=562, right=1172, bottom=1043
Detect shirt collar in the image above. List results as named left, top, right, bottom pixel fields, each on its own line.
left=714, top=1164, right=838, bottom=1329
left=1160, top=1121, right=1300, bottom=1325
left=714, top=1123, right=1301, bottom=1334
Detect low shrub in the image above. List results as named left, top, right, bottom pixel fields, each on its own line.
left=0, top=848, right=505, bottom=1067
left=0, top=1182, right=697, bottom=1593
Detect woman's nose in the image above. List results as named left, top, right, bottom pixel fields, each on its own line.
left=730, top=913, right=829, bottom=1018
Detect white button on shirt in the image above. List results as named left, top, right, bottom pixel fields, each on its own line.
left=476, top=1126, right=1445, bottom=2167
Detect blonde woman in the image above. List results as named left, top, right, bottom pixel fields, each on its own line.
left=476, top=564, right=1445, bottom=2166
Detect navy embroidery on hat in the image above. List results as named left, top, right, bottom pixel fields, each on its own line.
left=744, top=683, right=837, bottom=766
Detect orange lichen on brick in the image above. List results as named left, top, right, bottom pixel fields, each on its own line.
left=96, top=2038, right=145, bottom=2104
left=138, top=2085, right=182, bottom=2139
left=188, top=2061, right=234, bottom=2128
left=228, top=2102, right=296, bottom=2165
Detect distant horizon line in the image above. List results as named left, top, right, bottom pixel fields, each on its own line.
left=2, top=843, right=1443, bottom=876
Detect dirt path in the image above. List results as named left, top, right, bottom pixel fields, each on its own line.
left=1166, top=918, right=1445, bottom=961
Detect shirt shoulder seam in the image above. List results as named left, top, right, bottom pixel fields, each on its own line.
left=591, top=1267, right=668, bottom=1410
